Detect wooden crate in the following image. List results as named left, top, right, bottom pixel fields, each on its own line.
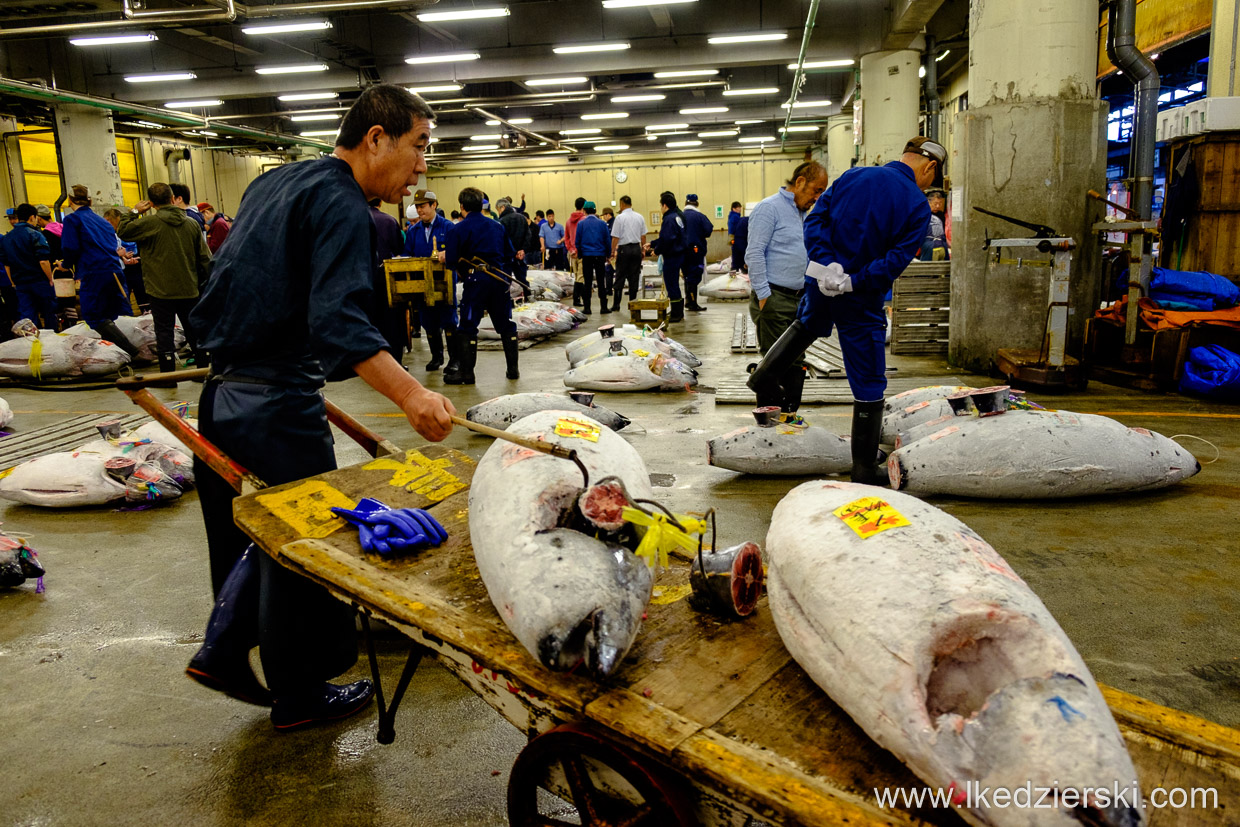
left=629, top=297, right=669, bottom=326
left=1162, top=132, right=1240, bottom=279
left=890, top=261, right=950, bottom=355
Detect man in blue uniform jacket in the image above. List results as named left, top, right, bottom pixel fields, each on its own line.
left=681, top=193, right=714, bottom=312
left=645, top=191, right=689, bottom=323
left=445, top=186, right=519, bottom=384
left=748, top=136, right=942, bottom=485
left=186, top=85, right=456, bottom=731
left=403, top=189, right=459, bottom=373
left=60, top=184, right=141, bottom=357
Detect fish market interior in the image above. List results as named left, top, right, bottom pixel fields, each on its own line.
left=2, top=0, right=1239, bottom=824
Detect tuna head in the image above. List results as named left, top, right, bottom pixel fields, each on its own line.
left=528, top=528, right=654, bottom=677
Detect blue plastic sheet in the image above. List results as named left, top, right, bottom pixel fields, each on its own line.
left=1180, top=344, right=1240, bottom=400
left=1148, top=267, right=1240, bottom=311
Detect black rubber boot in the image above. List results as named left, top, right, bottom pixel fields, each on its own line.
left=686, top=287, right=706, bottom=312
left=668, top=299, right=685, bottom=323
left=442, top=331, right=462, bottom=379
left=746, top=320, right=816, bottom=409
left=186, top=546, right=272, bottom=707
left=158, top=353, right=176, bottom=373
left=444, top=336, right=477, bottom=385
left=781, top=366, right=806, bottom=414
left=501, top=333, right=520, bottom=380
left=850, top=399, right=888, bottom=486
left=425, top=329, right=444, bottom=371
left=93, top=319, right=141, bottom=360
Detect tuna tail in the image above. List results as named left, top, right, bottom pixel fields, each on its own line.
left=613, top=412, right=631, bottom=431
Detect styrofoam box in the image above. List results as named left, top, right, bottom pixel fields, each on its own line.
left=1204, top=96, right=1240, bottom=131
left=1180, top=100, right=1204, bottom=137
left=1157, top=108, right=1179, bottom=142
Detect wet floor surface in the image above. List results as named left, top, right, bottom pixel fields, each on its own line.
left=2, top=300, right=1237, bottom=825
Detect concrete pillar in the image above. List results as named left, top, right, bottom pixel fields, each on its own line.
left=1208, top=0, right=1240, bottom=98
left=858, top=49, right=920, bottom=167
left=948, top=0, right=1107, bottom=372
left=825, top=114, right=854, bottom=182
left=52, top=104, right=124, bottom=210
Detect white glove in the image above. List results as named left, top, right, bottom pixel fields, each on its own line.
left=807, top=260, right=853, bottom=297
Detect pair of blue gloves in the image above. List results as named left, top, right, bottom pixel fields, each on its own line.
left=331, top=498, right=448, bottom=556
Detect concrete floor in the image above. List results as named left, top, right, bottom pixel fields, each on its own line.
left=2, top=301, right=1238, bottom=826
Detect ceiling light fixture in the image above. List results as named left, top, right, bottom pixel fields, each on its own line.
left=278, top=91, right=339, bottom=102
left=133, top=120, right=164, bottom=128
left=486, top=118, right=532, bottom=125
left=526, top=76, right=590, bottom=86
left=582, top=112, right=629, bottom=120
left=739, top=136, right=775, bottom=142
left=611, top=94, right=665, bottom=103
left=698, top=129, right=738, bottom=137
left=653, top=69, right=717, bottom=78
left=787, top=59, right=855, bottom=70
left=242, top=20, right=332, bottom=35
left=165, top=99, right=223, bottom=108
left=553, top=42, right=630, bottom=54
left=255, top=63, right=328, bottom=74
left=70, top=33, right=157, bottom=46
left=722, top=87, right=779, bottom=97
left=937, top=50, right=950, bottom=61
left=407, top=83, right=464, bottom=94
left=680, top=106, right=727, bottom=115
left=646, top=122, right=689, bottom=131
left=125, top=72, right=196, bottom=83
left=779, top=125, right=819, bottom=133
left=405, top=51, right=481, bottom=64
left=603, top=0, right=696, bottom=7
left=595, top=144, right=630, bottom=150
left=300, top=130, right=340, bottom=137
left=290, top=112, right=341, bottom=122
left=666, top=140, right=702, bottom=148
left=462, top=143, right=501, bottom=150
left=734, top=118, right=762, bottom=124
left=561, top=128, right=602, bottom=135
left=470, top=133, right=501, bottom=140
left=417, top=7, right=509, bottom=22
left=708, top=32, right=787, bottom=44
left=780, top=99, right=832, bottom=109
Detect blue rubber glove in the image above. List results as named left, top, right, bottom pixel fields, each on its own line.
left=331, top=498, right=448, bottom=556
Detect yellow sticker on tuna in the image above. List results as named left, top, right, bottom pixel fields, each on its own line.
left=553, top=417, right=601, bottom=443
left=364, top=449, right=465, bottom=502
left=256, top=480, right=357, bottom=539
left=833, top=496, right=911, bottom=539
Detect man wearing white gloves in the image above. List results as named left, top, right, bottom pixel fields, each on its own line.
left=747, top=136, right=941, bottom=484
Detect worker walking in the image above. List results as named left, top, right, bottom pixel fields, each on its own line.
left=0, top=203, right=58, bottom=329
left=403, top=190, right=459, bottom=373
left=574, top=201, right=612, bottom=314
left=446, top=186, right=519, bottom=383
left=609, top=195, right=647, bottom=311
left=59, top=184, right=141, bottom=358
left=186, top=85, right=455, bottom=730
left=748, top=137, right=940, bottom=484
left=645, top=191, right=689, bottom=323
left=681, top=193, right=714, bottom=312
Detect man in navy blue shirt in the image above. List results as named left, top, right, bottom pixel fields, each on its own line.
left=445, top=186, right=518, bottom=383
left=574, top=201, right=612, bottom=314
left=60, top=184, right=140, bottom=357
left=0, top=203, right=58, bottom=329
left=186, top=85, right=455, bottom=731
left=748, top=136, right=941, bottom=484
left=404, top=189, right=458, bottom=373
left=682, top=194, right=714, bottom=312
left=645, top=191, right=690, bottom=323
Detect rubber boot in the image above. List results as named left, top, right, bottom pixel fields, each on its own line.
left=425, top=329, right=444, bottom=371
left=442, top=331, right=462, bottom=380
left=668, top=299, right=685, bottom=323
left=92, top=319, right=141, bottom=360
left=746, top=320, right=816, bottom=409
left=572, top=280, right=583, bottom=308
left=850, top=399, right=888, bottom=486
left=686, top=287, right=707, bottom=312
left=781, top=366, right=806, bottom=414
left=185, top=546, right=272, bottom=706
left=501, top=333, right=520, bottom=380
left=158, top=353, right=176, bottom=373
left=444, top=336, right=477, bottom=385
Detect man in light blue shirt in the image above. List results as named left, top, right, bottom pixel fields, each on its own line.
left=744, top=161, right=829, bottom=413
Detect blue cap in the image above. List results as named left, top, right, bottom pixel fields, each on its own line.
left=686, top=193, right=699, bottom=203
left=5, top=208, right=13, bottom=216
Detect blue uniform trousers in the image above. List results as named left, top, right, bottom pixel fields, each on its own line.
left=78, top=269, right=133, bottom=327
left=661, top=254, right=685, bottom=301
left=458, top=277, right=516, bottom=338
left=15, top=280, right=59, bottom=329
left=683, top=255, right=706, bottom=291
left=797, top=286, right=888, bottom=401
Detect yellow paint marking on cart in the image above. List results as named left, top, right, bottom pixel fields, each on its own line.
left=649, top=583, right=693, bottom=605
left=258, top=481, right=356, bottom=539
left=364, top=449, right=465, bottom=502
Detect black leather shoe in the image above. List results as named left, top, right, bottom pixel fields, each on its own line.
left=186, top=654, right=272, bottom=707
left=270, top=680, right=375, bottom=731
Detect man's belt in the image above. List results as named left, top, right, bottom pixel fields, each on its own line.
left=769, top=283, right=805, bottom=298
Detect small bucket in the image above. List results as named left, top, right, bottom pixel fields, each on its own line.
left=608, top=340, right=626, bottom=355
left=568, top=391, right=595, bottom=407
left=104, top=456, right=136, bottom=481
left=598, top=324, right=616, bottom=339
left=95, top=419, right=123, bottom=440
left=752, top=405, right=781, bottom=428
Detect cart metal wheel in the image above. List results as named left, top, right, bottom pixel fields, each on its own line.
left=507, top=723, right=697, bottom=827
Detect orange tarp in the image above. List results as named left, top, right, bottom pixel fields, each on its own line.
left=1095, top=297, right=1240, bottom=332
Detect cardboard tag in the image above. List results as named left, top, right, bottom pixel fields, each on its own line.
left=833, top=496, right=910, bottom=539
left=554, top=417, right=601, bottom=442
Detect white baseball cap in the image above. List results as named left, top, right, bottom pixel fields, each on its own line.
left=405, top=204, right=419, bottom=221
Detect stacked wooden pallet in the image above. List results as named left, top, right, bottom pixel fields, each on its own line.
left=891, top=260, right=950, bottom=355
left=730, top=313, right=759, bottom=352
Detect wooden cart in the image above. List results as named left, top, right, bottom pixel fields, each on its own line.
left=121, top=375, right=1240, bottom=827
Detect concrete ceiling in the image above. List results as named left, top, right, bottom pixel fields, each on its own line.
left=0, top=0, right=947, bottom=156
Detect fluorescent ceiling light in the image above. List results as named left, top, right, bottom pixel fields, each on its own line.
left=181, top=130, right=218, bottom=137
left=699, top=129, right=738, bottom=137
left=780, top=99, right=832, bottom=109
left=653, top=69, right=717, bottom=78
left=722, top=87, right=779, bottom=97
left=125, top=72, right=196, bottom=83
left=937, top=50, right=950, bottom=61
left=554, top=42, right=630, bottom=54
left=133, top=120, right=164, bottom=128
left=739, top=136, right=775, bottom=142
left=734, top=118, right=762, bottom=124
left=582, top=112, right=628, bottom=120
left=708, top=32, right=787, bottom=45
left=653, top=81, right=725, bottom=91
left=242, top=20, right=331, bottom=35
left=526, top=76, right=589, bottom=86
left=290, top=112, right=341, bottom=122
left=470, top=133, right=501, bottom=140
left=407, top=83, right=464, bottom=94
left=165, top=99, right=223, bottom=109
left=255, top=63, right=328, bottom=74
left=278, top=91, right=339, bottom=102
left=919, top=65, right=927, bottom=79
left=612, top=94, right=665, bottom=103
left=595, top=144, right=629, bottom=151
left=462, top=143, right=500, bottom=151
left=561, top=128, right=602, bottom=135
left=603, top=0, right=696, bottom=7
left=646, top=122, right=688, bottom=131
left=680, top=106, right=727, bottom=115
left=666, top=140, right=702, bottom=148
left=486, top=118, right=532, bottom=125
left=300, top=130, right=340, bottom=137
left=405, top=51, right=480, bottom=64
left=70, top=33, right=156, bottom=46
left=787, top=59, right=855, bottom=70
left=417, top=7, right=509, bottom=22
left=779, top=125, right=819, bottom=133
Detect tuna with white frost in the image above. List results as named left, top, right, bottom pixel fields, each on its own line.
left=564, top=351, right=697, bottom=392
left=766, top=481, right=1144, bottom=827
left=469, top=410, right=656, bottom=676
left=707, top=423, right=851, bottom=475
left=466, top=393, right=631, bottom=431
left=883, top=385, right=974, bottom=415
left=888, top=410, right=1200, bottom=498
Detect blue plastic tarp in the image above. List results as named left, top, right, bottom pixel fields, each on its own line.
left=1149, top=267, right=1240, bottom=311
left=1180, top=344, right=1240, bottom=400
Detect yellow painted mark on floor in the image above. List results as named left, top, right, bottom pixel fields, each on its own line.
left=364, top=449, right=465, bottom=502
left=649, top=583, right=693, bottom=606
left=834, top=496, right=910, bottom=540
left=257, top=480, right=357, bottom=539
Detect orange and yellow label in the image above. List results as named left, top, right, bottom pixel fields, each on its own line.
left=833, top=496, right=911, bottom=539
left=553, top=417, right=601, bottom=443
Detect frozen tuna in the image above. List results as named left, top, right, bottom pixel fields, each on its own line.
left=60, top=314, right=181, bottom=363
left=0, top=397, right=12, bottom=430
left=883, top=385, right=975, bottom=415
left=469, top=410, right=656, bottom=676
left=0, top=331, right=130, bottom=379
left=479, top=300, right=583, bottom=340
left=0, top=535, right=44, bottom=589
left=566, top=326, right=700, bottom=368
left=766, top=481, right=1144, bottom=827
left=699, top=272, right=751, bottom=300
left=888, top=410, right=1201, bottom=498
left=466, top=393, right=630, bottom=432
left=882, top=397, right=960, bottom=444
left=564, top=351, right=697, bottom=392
left=707, top=422, right=851, bottom=475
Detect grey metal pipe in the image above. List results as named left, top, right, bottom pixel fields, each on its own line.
left=780, top=0, right=822, bottom=149
left=924, top=35, right=940, bottom=143
left=1106, top=0, right=1159, bottom=221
